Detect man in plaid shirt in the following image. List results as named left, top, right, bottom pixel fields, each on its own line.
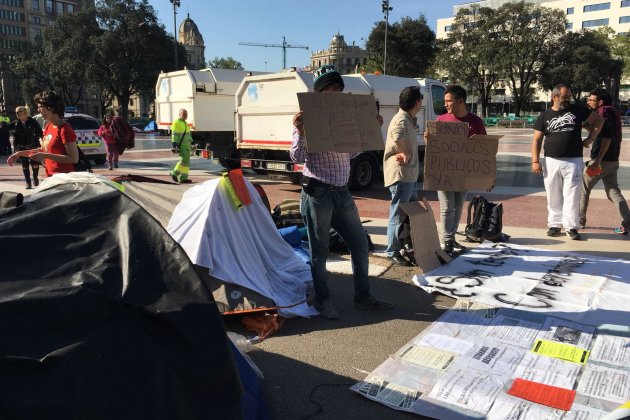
left=291, top=65, right=394, bottom=319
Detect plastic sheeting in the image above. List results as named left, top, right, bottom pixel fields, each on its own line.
left=0, top=176, right=242, bottom=420
left=167, top=178, right=318, bottom=318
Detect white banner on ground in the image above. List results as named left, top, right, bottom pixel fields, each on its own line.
left=413, top=242, right=630, bottom=327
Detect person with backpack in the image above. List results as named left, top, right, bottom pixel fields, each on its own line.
left=111, top=110, right=135, bottom=164
left=290, top=65, right=393, bottom=319
left=8, top=106, right=43, bottom=188
left=7, top=91, right=78, bottom=176
left=383, top=86, right=423, bottom=266
left=170, top=108, right=193, bottom=184
left=425, top=85, right=487, bottom=254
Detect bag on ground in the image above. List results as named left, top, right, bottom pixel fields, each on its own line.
left=464, top=195, right=504, bottom=243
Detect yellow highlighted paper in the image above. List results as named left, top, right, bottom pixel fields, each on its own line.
left=531, top=339, right=590, bottom=364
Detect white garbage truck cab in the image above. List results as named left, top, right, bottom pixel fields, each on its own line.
left=155, top=68, right=263, bottom=165
left=234, top=70, right=446, bottom=189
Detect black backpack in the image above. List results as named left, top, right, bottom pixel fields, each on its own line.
left=54, top=124, right=92, bottom=173
left=74, top=147, right=93, bottom=173
left=464, top=195, right=504, bottom=243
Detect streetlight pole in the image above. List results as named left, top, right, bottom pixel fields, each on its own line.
left=170, top=0, right=181, bottom=70
left=381, top=0, right=392, bottom=75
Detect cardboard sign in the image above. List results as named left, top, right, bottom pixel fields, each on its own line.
left=423, top=121, right=502, bottom=192
left=297, top=92, right=384, bottom=153
left=400, top=198, right=451, bottom=273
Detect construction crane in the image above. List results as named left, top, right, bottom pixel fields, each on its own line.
left=238, top=36, right=309, bottom=70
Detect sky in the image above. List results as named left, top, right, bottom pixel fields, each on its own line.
left=151, top=0, right=463, bottom=72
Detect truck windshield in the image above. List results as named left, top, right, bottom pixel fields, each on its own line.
left=432, top=85, right=446, bottom=115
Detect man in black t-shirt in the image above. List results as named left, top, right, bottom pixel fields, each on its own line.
left=579, top=88, right=630, bottom=235
left=531, top=84, right=604, bottom=240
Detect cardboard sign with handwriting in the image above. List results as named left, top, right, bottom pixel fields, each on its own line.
left=400, top=198, right=451, bottom=272
left=423, top=121, right=502, bottom=191
left=297, top=92, right=384, bottom=153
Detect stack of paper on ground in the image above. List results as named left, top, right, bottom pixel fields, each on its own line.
left=412, top=242, right=630, bottom=327
left=352, top=304, right=630, bottom=418
left=167, top=177, right=318, bottom=317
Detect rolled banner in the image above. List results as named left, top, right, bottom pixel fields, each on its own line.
left=222, top=173, right=243, bottom=210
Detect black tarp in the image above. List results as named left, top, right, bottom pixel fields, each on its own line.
left=0, top=181, right=242, bottom=420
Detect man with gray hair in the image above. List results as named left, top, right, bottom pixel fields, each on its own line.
left=531, top=84, right=604, bottom=240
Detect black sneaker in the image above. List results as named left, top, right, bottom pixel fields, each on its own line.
left=387, top=252, right=412, bottom=267
left=355, top=296, right=394, bottom=311
left=452, top=241, right=467, bottom=252
left=547, top=227, right=562, bottom=237
left=614, top=227, right=629, bottom=235
left=567, top=229, right=581, bottom=240
left=442, top=240, right=454, bottom=254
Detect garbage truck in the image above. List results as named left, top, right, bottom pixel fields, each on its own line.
left=235, top=70, right=446, bottom=189
left=154, top=68, right=265, bottom=167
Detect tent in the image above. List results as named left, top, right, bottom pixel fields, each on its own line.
left=0, top=174, right=243, bottom=419
left=166, top=176, right=318, bottom=318
left=144, top=120, right=158, bottom=131
left=115, top=175, right=280, bottom=314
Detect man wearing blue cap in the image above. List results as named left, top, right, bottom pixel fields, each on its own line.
left=290, top=65, right=393, bottom=319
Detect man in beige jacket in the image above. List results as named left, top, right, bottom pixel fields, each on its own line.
left=383, top=86, right=423, bottom=266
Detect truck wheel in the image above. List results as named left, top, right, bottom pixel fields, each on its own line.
left=348, top=154, right=377, bottom=191
left=218, top=158, right=241, bottom=170
left=289, top=173, right=302, bottom=184
left=93, top=155, right=106, bottom=165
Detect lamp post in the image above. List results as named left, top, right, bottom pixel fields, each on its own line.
left=381, top=0, right=392, bottom=75
left=170, top=0, right=181, bottom=70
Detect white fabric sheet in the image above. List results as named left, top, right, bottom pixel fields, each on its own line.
left=167, top=178, right=317, bottom=317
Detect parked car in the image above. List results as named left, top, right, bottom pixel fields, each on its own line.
left=34, top=113, right=107, bottom=165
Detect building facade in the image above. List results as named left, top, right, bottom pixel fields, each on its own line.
left=179, top=13, right=205, bottom=70
left=436, top=0, right=630, bottom=109
left=309, top=33, right=367, bottom=74
left=437, top=0, right=630, bottom=38
left=0, top=0, right=96, bottom=115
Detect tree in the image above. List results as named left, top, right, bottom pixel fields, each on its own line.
left=89, top=0, right=181, bottom=117
left=11, top=11, right=97, bottom=107
left=435, top=5, right=503, bottom=117
left=492, top=2, right=566, bottom=115
left=12, top=0, right=178, bottom=117
left=365, top=15, right=436, bottom=77
left=539, top=30, right=618, bottom=101
left=208, top=57, right=243, bottom=70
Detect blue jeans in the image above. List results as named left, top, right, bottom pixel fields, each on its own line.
left=300, top=185, right=370, bottom=303
left=438, top=190, right=467, bottom=242
left=386, top=181, right=418, bottom=256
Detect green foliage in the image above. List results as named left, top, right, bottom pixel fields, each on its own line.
left=11, top=0, right=178, bottom=116
left=491, top=2, right=566, bottom=115
left=208, top=57, right=244, bottom=70
left=365, top=15, right=436, bottom=77
left=539, top=30, right=618, bottom=100
left=436, top=5, right=503, bottom=117
left=611, top=33, right=630, bottom=75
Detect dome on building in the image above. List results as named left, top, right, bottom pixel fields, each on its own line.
left=329, top=33, right=347, bottom=48
left=179, top=14, right=204, bottom=46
